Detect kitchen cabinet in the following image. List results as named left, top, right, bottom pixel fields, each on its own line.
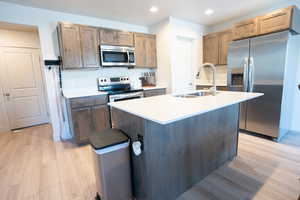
left=258, top=6, right=293, bottom=35
left=203, top=30, right=232, bottom=65
left=232, top=6, right=300, bottom=41
left=58, top=23, right=100, bottom=69
left=134, top=33, right=157, bottom=68
left=58, top=23, right=83, bottom=69
left=203, top=34, right=219, bottom=65
left=233, top=18, right=259, bottom=40
left=218, top=30, right=233, bottom=65
left=79, top=26, right=100, bottom=68
left=99, top=28, right=134, bottom=46
left=66, top=95, right=109, bottom=144
left=143, top=88, right=166, bottom=97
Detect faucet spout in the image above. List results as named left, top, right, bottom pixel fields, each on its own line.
left=199, top=63, right=217, bottom=96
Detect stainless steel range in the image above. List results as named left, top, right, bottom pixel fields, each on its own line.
left=97, top=77, right=144, bottom=102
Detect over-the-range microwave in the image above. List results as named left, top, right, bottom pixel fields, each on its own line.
left=100, top=45, right=136, bottom=67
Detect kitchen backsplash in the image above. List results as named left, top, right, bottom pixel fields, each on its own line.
left=61, top=68, right=154, bottom=90
left=196, top=65, right=228, bottom=86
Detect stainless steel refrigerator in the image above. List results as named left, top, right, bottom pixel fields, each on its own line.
left=227, top=31, right=299, bottom=141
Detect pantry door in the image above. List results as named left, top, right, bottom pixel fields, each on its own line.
left=172, top=36, right=194, bottom=93
left=0, top=47, right=49, bottom=129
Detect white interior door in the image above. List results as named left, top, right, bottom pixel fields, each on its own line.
left=0, top=47, right=49, bottom=129
left=173, top=36, right=194, bottom=93
left=0, top=82, right=10, bottom=133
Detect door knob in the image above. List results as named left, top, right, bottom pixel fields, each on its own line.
left=4, top=93, right=10, bottom=97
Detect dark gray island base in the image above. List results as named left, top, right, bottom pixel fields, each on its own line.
left=111, top=104, right=240, bottom=200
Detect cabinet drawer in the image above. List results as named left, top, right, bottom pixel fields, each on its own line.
left=70, top=95, right=108, bottom=108
left=144, top=89, right=166, bottom=97
left=258, top=7, right=293, bottom=35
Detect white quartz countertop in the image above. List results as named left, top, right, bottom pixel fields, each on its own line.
left=63, top=88, right=108, bottom=99
left=109, top=91, right=263, bottom=125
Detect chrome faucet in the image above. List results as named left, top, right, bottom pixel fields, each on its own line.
left=196, top=63, right=217, bottom=96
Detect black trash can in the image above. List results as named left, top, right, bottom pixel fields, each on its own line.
left=89, top=129, right=132, bottom=200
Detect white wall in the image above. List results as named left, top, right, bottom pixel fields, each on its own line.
left=150, top=17, right=206, bottom=93
left=149, top=19, right=173, bottom=93
left=0, top=1, right=149, bottom=141
left=206, top=0, right=300, bottom=133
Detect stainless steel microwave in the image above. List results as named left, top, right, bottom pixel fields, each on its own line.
left=100, top=45, right=136, bottom=67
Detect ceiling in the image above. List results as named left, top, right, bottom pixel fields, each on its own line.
left=0, top=0, right=287, bottom=26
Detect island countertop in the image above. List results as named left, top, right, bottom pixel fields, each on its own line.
left=109, top=91, right=263, bottom=125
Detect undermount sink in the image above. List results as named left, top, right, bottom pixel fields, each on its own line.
left=174, top=91, right=214, bottom=98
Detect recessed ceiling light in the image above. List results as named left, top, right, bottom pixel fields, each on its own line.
left=205, top=9, right=214, bottom=16
left=149, top=6, right=158, bottom=13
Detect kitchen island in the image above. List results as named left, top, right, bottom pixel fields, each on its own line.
left=109, top=91, right=263, bottom=200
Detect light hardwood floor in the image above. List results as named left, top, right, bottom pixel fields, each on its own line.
left=0, top=124, right=97, bottom=200
left=0, top=125, right=299, bottom=200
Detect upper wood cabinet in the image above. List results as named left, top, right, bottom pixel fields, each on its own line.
left=218, top=30, right=233, bottom=65
left=203, top=30, right=232, bottom=65
left=203, top=33, right=219, bottom=65
left=58, top=23, right=83, bottom=69
left=233, top=18, right=259, bottom=40
left=134, top=33, right=157, bottom=68
left=79, top=26, right=100, bottom=68
left=232, top=6, right=300, bottom=41
left=58, top=23, right=100, bottom=69
left=99, top=28, right=134, bottom=46
left=258, top=6, right=293, bottom=35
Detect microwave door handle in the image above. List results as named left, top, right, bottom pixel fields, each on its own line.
left=127, top=51, right=130, bottom=65
left=243, top=57, right=249, bottom=92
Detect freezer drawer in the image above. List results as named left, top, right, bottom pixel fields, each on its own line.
left=245, top=85, right=283, bottom=137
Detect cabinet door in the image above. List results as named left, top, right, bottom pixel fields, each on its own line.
left=99, top=28, right=118, bottom=45
left=218, top=30, right=233, bottom=65
left=79, top=26, right=100, bottom=68
left=233, top=18, right=258, bottom=40
left=117, top=31, right=134, bottom=46
left=59, top=23, right=83, bottom=69
left=145, top=35, right=157, bottom=68
left=258, top=7, right=293, bottom=35
left=72, top=107, right=93, bottom=143
left=92, top=105, right=110, bottom=132
left=134, top=33, right=147, bottom=67
left=203, top=34, right=219, bottom=65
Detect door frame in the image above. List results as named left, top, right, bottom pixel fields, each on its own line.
left=0, top=23, right=50, bottom=131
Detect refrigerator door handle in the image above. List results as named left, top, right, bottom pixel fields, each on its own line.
left=243, top=57, right=249, bottom=92
left=249, top=57, right=254, bottom=92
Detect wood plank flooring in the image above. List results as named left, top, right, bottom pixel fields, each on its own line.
left=178, top=132, right=300, bottom=200
left=0, top=124, right=97, bottom=200
left=0, top=124, right=299, bottom=200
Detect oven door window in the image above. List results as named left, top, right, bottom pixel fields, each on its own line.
left=102, top=51, right=129, bottom=63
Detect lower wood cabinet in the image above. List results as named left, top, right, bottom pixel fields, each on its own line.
left=143, top=88, right=166, bottom=97
left=66, top=95, right=110, bottom=144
